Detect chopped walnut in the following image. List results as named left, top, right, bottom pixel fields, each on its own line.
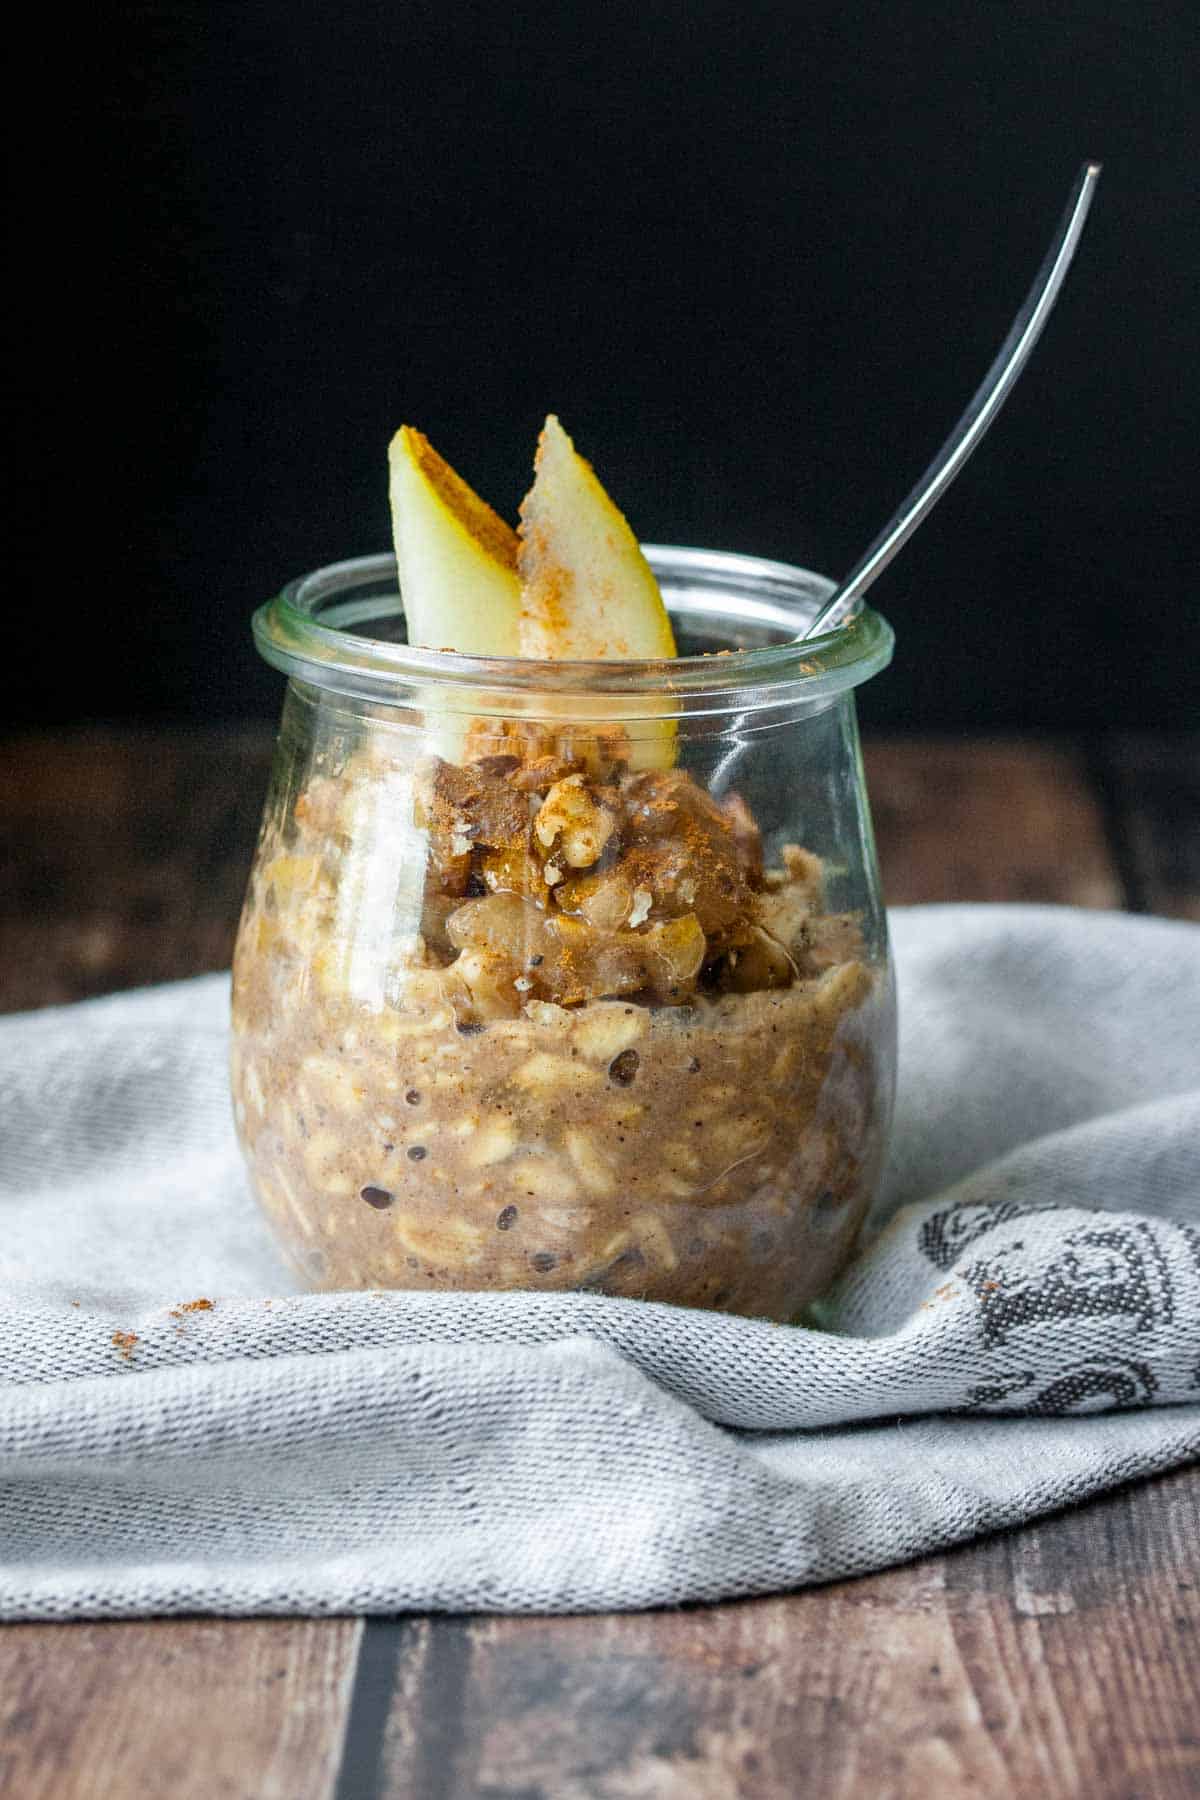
left=534, top=775, right=617, bottom=869
left=414, top=755, right=530, bottom=896
left=511, top=753, right=583, bottom=792
left=407, top=736, right=845, bottom=1008
left=617, top=769, right=753, bottom=945
left=471, top=753, right=522, bottom=780
left=462, top=718, right=631, bottom=785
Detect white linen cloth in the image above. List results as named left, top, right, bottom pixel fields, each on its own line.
left=1, top=905, right=1197, bottom=1618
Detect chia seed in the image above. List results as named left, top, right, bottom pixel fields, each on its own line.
left=360, top=1185, right=394, bottom=1210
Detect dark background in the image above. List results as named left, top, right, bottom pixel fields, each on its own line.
left=10, top=0, right=1199, bottom=732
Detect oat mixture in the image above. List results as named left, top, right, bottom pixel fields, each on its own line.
left=231, top=721, right=889, bottom=1318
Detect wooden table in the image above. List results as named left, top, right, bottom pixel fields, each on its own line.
left=1, top=730, right=1197, bottom=1800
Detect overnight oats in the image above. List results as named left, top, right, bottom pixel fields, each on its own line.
left=232, top=418, right=896, bottom=1318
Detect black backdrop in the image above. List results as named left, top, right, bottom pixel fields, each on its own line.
left=10, top=0, right=1199, bottom=731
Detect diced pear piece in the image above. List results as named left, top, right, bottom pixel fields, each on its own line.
left=517, top=416, right=677, bottom=661
left=388, top=425, right=521, bottom=656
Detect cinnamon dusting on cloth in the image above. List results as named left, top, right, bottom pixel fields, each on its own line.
left=169, top=1298, right=215, bottom=1317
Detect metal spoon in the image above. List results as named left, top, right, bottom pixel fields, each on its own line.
left=801, top=161, right=1102, bottom=641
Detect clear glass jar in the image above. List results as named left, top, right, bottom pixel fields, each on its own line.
left=231, top=547, right=896, bottom=1320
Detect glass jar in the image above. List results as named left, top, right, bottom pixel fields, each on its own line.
left=231, top=546, right=896, bottom=1321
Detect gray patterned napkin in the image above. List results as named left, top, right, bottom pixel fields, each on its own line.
left=1, top=905, right=1197, bottom=1617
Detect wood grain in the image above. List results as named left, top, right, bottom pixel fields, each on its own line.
left=369, top=1468, right=1199, bottom=1800
left=1092, top=733, right=1200, bottom=920
left=863, top=737, right=1123, bottom=908
left=0, top=729, right=272, bottom=1013
left=0, top=1618, right=362, bottom=1800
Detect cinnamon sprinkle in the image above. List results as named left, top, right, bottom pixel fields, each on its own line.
left=168, top=1297, right=215, bottom=1318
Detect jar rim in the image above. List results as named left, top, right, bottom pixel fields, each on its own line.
left=253, top=545, right=894, bottom=713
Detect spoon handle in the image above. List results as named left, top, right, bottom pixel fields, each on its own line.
left=802, top=161, right=1102, bottom=642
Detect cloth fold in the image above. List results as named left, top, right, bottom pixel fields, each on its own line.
left=2, top=905, right=1197, bottom=1617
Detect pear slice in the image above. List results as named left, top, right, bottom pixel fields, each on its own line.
left=518, top=416, right=677, bottom=767
left=517, top=416, right=676, bottom=661
left=388, top=425, right=521, bottom=656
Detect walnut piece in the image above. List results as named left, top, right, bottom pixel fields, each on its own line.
left=409, top=734, right=840, bottom=1008
left=534, top=775, right=617, bottom=869
left=414, top=755, right=530, bottom=896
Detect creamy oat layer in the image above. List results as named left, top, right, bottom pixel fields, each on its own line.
left=231, top=727, right=887, bottom=1318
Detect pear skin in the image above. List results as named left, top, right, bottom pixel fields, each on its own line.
left=388, top=426, right=521, bottom=656
left=517, top=416, right=676, bottom=661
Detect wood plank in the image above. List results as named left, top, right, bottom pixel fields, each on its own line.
left=943, top=1465, right=1200, bottom=1800
left=0, top=728, right=272, bottom=1013
left=370, top=1468, right=1199, bottom=1800
left=0, top=1618, right=363, bottom=1800
left=863, top=737, right=1123, bottom=908
left=1091, top=732, right=1200, bottom=920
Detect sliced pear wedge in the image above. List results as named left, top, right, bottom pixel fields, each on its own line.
left=388, top=425, right=521, bottom=656
left=518, top=416, right=677, bottom=766
left=517, top=416, right=676, bottom=660
left=388, top=418, right=676, bottom=769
